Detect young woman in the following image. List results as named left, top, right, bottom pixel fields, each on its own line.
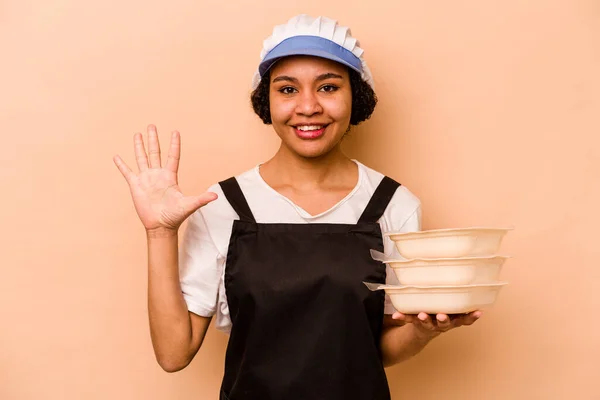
left=113, top=14, right=481, bottom=400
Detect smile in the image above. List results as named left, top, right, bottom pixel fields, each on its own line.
left=293, top=124, right=329, bottom=140
left=296, top=125, right=325, bottom=131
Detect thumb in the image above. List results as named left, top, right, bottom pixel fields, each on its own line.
left=181, top=192, right=218, bottom=215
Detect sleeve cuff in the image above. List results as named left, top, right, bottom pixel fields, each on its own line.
left=183, top=294, right=216, bottom=318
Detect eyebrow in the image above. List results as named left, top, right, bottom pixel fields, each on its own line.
left=272, top=72, right=344, bottom=84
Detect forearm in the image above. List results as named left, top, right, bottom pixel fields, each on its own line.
left=380, top=322, right=439, bottom=367
left=146, top=229, right=196, bottom=371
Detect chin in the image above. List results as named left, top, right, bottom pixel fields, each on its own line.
left=290, top=144, right=338, bottom=159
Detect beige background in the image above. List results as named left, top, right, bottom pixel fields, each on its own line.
left=2, top=0, right=599, bottom=399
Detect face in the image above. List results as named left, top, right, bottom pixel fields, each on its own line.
left=268, top=55, right=352, bottom=159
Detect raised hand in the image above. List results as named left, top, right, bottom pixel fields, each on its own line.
left=113, top=125, right=217, bottom=234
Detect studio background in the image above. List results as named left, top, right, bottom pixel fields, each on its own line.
left=1, top=1, right=599, bottom=399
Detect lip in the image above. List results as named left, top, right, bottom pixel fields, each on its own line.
left=292, top=124, right=329, bottom=140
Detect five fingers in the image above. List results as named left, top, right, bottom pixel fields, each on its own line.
left=114, top=125, right=182, bottom=178
left=392, top=311, right=482, bottom=333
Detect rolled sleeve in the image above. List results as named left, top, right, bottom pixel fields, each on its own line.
left=179, top=208, right=225, bottom=319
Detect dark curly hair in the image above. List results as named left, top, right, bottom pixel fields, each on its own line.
left=250, top=67, right=377, bottom=126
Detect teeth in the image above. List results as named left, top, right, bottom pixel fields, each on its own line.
left=297, top=125, right=323, bottom=131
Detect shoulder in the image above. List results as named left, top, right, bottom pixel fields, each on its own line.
left=357, top=161, right=421, bottom=210
left=356, top=160, right=422, bottom=231
left=185, top=166, right=260, bottom=246
left=197, top=166, right=260, bottom=219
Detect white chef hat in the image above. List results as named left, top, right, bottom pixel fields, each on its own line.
left=251, top=14, right=375, bottom=90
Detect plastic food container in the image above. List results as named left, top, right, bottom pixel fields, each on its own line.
left=385, top=227, right=512, bottom=259
left=385, top=255, right=509, bottom=286
left=364, top=282, right=507, bottom=314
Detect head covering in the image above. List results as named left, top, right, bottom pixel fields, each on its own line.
left=251, top=14, right=374, bottom=90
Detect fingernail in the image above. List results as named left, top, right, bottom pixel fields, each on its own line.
left=437, top=315, right=447, bottom=322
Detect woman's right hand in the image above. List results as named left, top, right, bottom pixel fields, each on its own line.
left=113, top=124, right=217, bottom=235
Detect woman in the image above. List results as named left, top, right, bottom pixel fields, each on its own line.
left=113, top=14, right=481, bottom=400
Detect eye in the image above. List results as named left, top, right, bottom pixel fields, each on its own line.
left=278, top=86, right=297, bottom=94
left=319, top=84, right=339, bottom=93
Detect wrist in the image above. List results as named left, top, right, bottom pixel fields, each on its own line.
left=146, top=227, right=179, bottom=239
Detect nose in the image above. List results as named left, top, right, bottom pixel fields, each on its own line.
left=295, top=91, right=323, bottom=116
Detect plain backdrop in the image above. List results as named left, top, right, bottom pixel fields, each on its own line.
left=1, top=1, right=599, bottom=399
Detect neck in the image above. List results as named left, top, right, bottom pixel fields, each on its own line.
left=261, top=144, right=355, bottom=189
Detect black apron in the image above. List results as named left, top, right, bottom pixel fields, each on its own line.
left=218, top=175, right=400, bottom=400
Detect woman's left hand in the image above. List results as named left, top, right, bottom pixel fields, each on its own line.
left=391, top=311, right=482, bottom=339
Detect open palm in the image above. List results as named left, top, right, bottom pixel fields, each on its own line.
left=113, top=125, right=217, bottom=233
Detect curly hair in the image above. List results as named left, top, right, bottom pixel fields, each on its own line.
left=250, top=68, right=377, bottom=126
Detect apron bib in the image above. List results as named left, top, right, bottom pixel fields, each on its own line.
left=218, top=176, right=400, bottom=400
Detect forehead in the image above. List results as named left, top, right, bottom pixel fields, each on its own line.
left=270, top=55, right=349, bottom=78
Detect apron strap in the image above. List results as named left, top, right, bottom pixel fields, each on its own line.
left=357, top=176, right=401, bottom=224
left=218, top=177, right=256, bottom=223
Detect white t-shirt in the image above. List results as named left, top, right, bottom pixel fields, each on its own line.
left=179, top=160, right=421, bottom=334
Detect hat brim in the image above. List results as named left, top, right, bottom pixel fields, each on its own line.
left=258, top=36, right=363, bottom=77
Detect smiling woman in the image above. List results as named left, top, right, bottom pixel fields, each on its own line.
left=264, top=56, right=354, bottom=159
left=113, top=13, right=481, bottom=400
left=250, top=58, right=378, bottom=127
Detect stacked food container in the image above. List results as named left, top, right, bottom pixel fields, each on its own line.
left=365, top=227, right=512, bottom=315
